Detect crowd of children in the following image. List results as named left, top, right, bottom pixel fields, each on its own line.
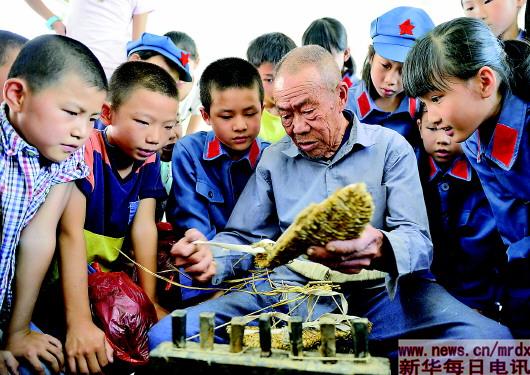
left=0, top=0, right=529, bottom=373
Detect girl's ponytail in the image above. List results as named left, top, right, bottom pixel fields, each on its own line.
left=504, top=39, right=530, bottom=101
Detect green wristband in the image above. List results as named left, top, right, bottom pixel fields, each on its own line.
left=46, top=15, right=61, bottom=30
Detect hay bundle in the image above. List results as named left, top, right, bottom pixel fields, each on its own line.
left=254, top=183, right=373, bottom=268
left=241, top=326, right=351, bottom=351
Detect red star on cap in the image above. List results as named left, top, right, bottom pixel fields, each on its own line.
left=180, top=52, right=189, bottom=66
left=399, top=19, right=415, bottom=35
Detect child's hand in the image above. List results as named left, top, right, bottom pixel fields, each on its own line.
left=65, top=320, right=113, bottom=374
left=171, top=228, right=216, bottom=283
left=6, top=329, right=63, bottom=374
left=0, top=351, right=19, bottom=375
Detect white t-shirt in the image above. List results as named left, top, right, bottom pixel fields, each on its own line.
left=66, top=0, right=154, bottom=79
left=179, top=82, right=209, bottom=134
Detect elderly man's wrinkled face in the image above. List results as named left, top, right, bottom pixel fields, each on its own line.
left=274, top=65, right=347, bottom=159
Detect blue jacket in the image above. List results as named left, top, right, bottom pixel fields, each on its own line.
left=420, top=154, right=507, bottom=314
left=462, top=91, right=529, bottom=336
left=167, top=131, right=269, bottom=240
left=345, top=80, right=421, bottom=149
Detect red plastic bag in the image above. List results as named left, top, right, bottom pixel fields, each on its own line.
left=88, top=270, right=158, bottom=365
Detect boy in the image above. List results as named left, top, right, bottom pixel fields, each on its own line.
left=416, top=102, right=508, bottom=320
left=1, top=34, right=107, bottom=374
left=166, top=57, right=268, bottom=301
left=124, top=32, right=191, bottom=215
left=0, top=30, right=27, bottom=102
left=60, top=61, right=179, bottom=338
left=246, top=32, right=296, bottom=143
left=462, top=0, right=527, bottom=40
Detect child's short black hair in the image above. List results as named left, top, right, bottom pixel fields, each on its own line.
left=164, top=31, right=198, bottom=60
left=8, top=34, right=107, bottom=94
left=109, top=61, right=179, bottom=109
left=199, top=57, right=264, bottom=114
left=246, top=32, right=297, bottom=68
left=0, top=30, right=27, bottom=66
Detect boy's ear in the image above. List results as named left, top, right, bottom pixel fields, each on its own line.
left=199, top=107, right=212, bottom=126
left=128, top=53, right=141, bottom=62
left=3, top=78, right=27, bottom=113
left=99, top=102, right=113, bottom=125
left=476, top=66, right=498, bottom=98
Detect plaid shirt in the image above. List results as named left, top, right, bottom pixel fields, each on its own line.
left=0, top=103, right=89, bottom=313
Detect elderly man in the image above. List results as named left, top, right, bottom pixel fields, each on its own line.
left=149, top=46, right=511, bottom=355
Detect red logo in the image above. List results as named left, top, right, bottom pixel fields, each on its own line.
left=180, top=52, right=189, bottom=66
left=399, top=19, right=415, bottom=35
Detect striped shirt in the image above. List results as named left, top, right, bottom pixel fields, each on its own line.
left=0, top=103, right=89, bottom=313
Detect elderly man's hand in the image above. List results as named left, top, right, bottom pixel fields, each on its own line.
left=306, top=225, right=384, bottom=274
left=170, top=229, right=216, bottom=283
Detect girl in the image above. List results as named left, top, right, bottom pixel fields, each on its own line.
left=345, top=6, right=434, bottom=150
left=302, top=17, right=357, bottom=87
left=403, top=16, right=530, bottom=338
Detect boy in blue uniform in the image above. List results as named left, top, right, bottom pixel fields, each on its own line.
left=58, top=60, right=178, bottom=361
left=1, top=35, right=107, bottom=374
left=345, top=6, right=434, bottom=150
left=404, top=17, right=530, bottom=337
left=166, top=57, right=268, bottom=301
left=247, top=33, right=296, bottom=143
left=416, top=101, right=508, bottom=319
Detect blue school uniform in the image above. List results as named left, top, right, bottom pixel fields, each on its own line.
left=345, top=81, right=420, bottom=149
left=462, top=91, right=529, bottom=337
left=167, top=131, right=269, bottom=239
left=167, top=131, right=269, bottom=300
left=420, top=154, right=507, bottom=317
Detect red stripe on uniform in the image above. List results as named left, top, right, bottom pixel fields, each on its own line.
left=248, top=140, right=260, bottom=168
left=491, top=123, right=518, bottom=168
left=342, top=75, right=353, bottom=88
left=206, top=137, right=221, bottom=158
left=450, top=158, right=469, bottom=180
left=357, top=92, right=371, bottom=118
left=409, top=98, right=417, bottom=119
